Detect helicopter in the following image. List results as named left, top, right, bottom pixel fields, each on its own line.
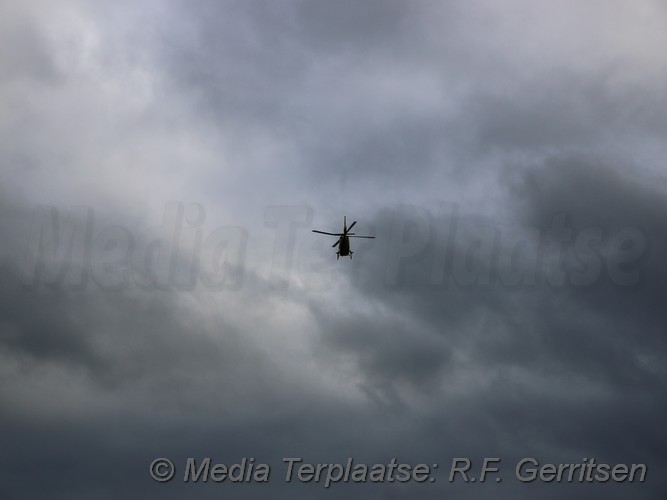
left=312, top=216, right=375, bottom=260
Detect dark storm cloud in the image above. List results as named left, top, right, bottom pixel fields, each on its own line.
left=151, top=0, right=667, bottom=194
left=508, top=156, right=667, bottom=377
left=1, top=195, right=465, bottom=499
left=149, top=0, right=469, bottom=187
left=309, top=303, right=453, bottom=405
left=315, top=156, right=667, bottom=390
left=0, top=196, right=373, bottom=499
left=0, top=199, right=266, bottom=396
left=471, top=75, right=667, bottom=156
left=2, top=1, right=667, bottom=499
left=306, top=156, right=667, bottom=498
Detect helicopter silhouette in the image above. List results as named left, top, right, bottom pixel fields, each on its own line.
left=312, top=216, right=375, bottom=260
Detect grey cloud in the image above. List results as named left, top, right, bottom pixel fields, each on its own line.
left=2, top=1, right=667, bottom=499
left=0, top=15, right=60, bottom=85
left=302, top=156, right=667, bottom=497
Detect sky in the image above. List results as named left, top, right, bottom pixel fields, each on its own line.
left=1, top=0, right=666, bottom=498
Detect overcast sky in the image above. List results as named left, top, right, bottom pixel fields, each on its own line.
left=1, top=1, right=667, bottom=498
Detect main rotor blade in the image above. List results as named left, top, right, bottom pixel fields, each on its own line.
left=312, top=230, right=344, bottom=236
left=348, top=235, right=375, bottom=239
left=332, top=239, right=340, bottom=247
left=346, top=221, right=357, bottom=234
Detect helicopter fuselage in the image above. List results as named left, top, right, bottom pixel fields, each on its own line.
left=338, top=236, right=350, bottom=256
